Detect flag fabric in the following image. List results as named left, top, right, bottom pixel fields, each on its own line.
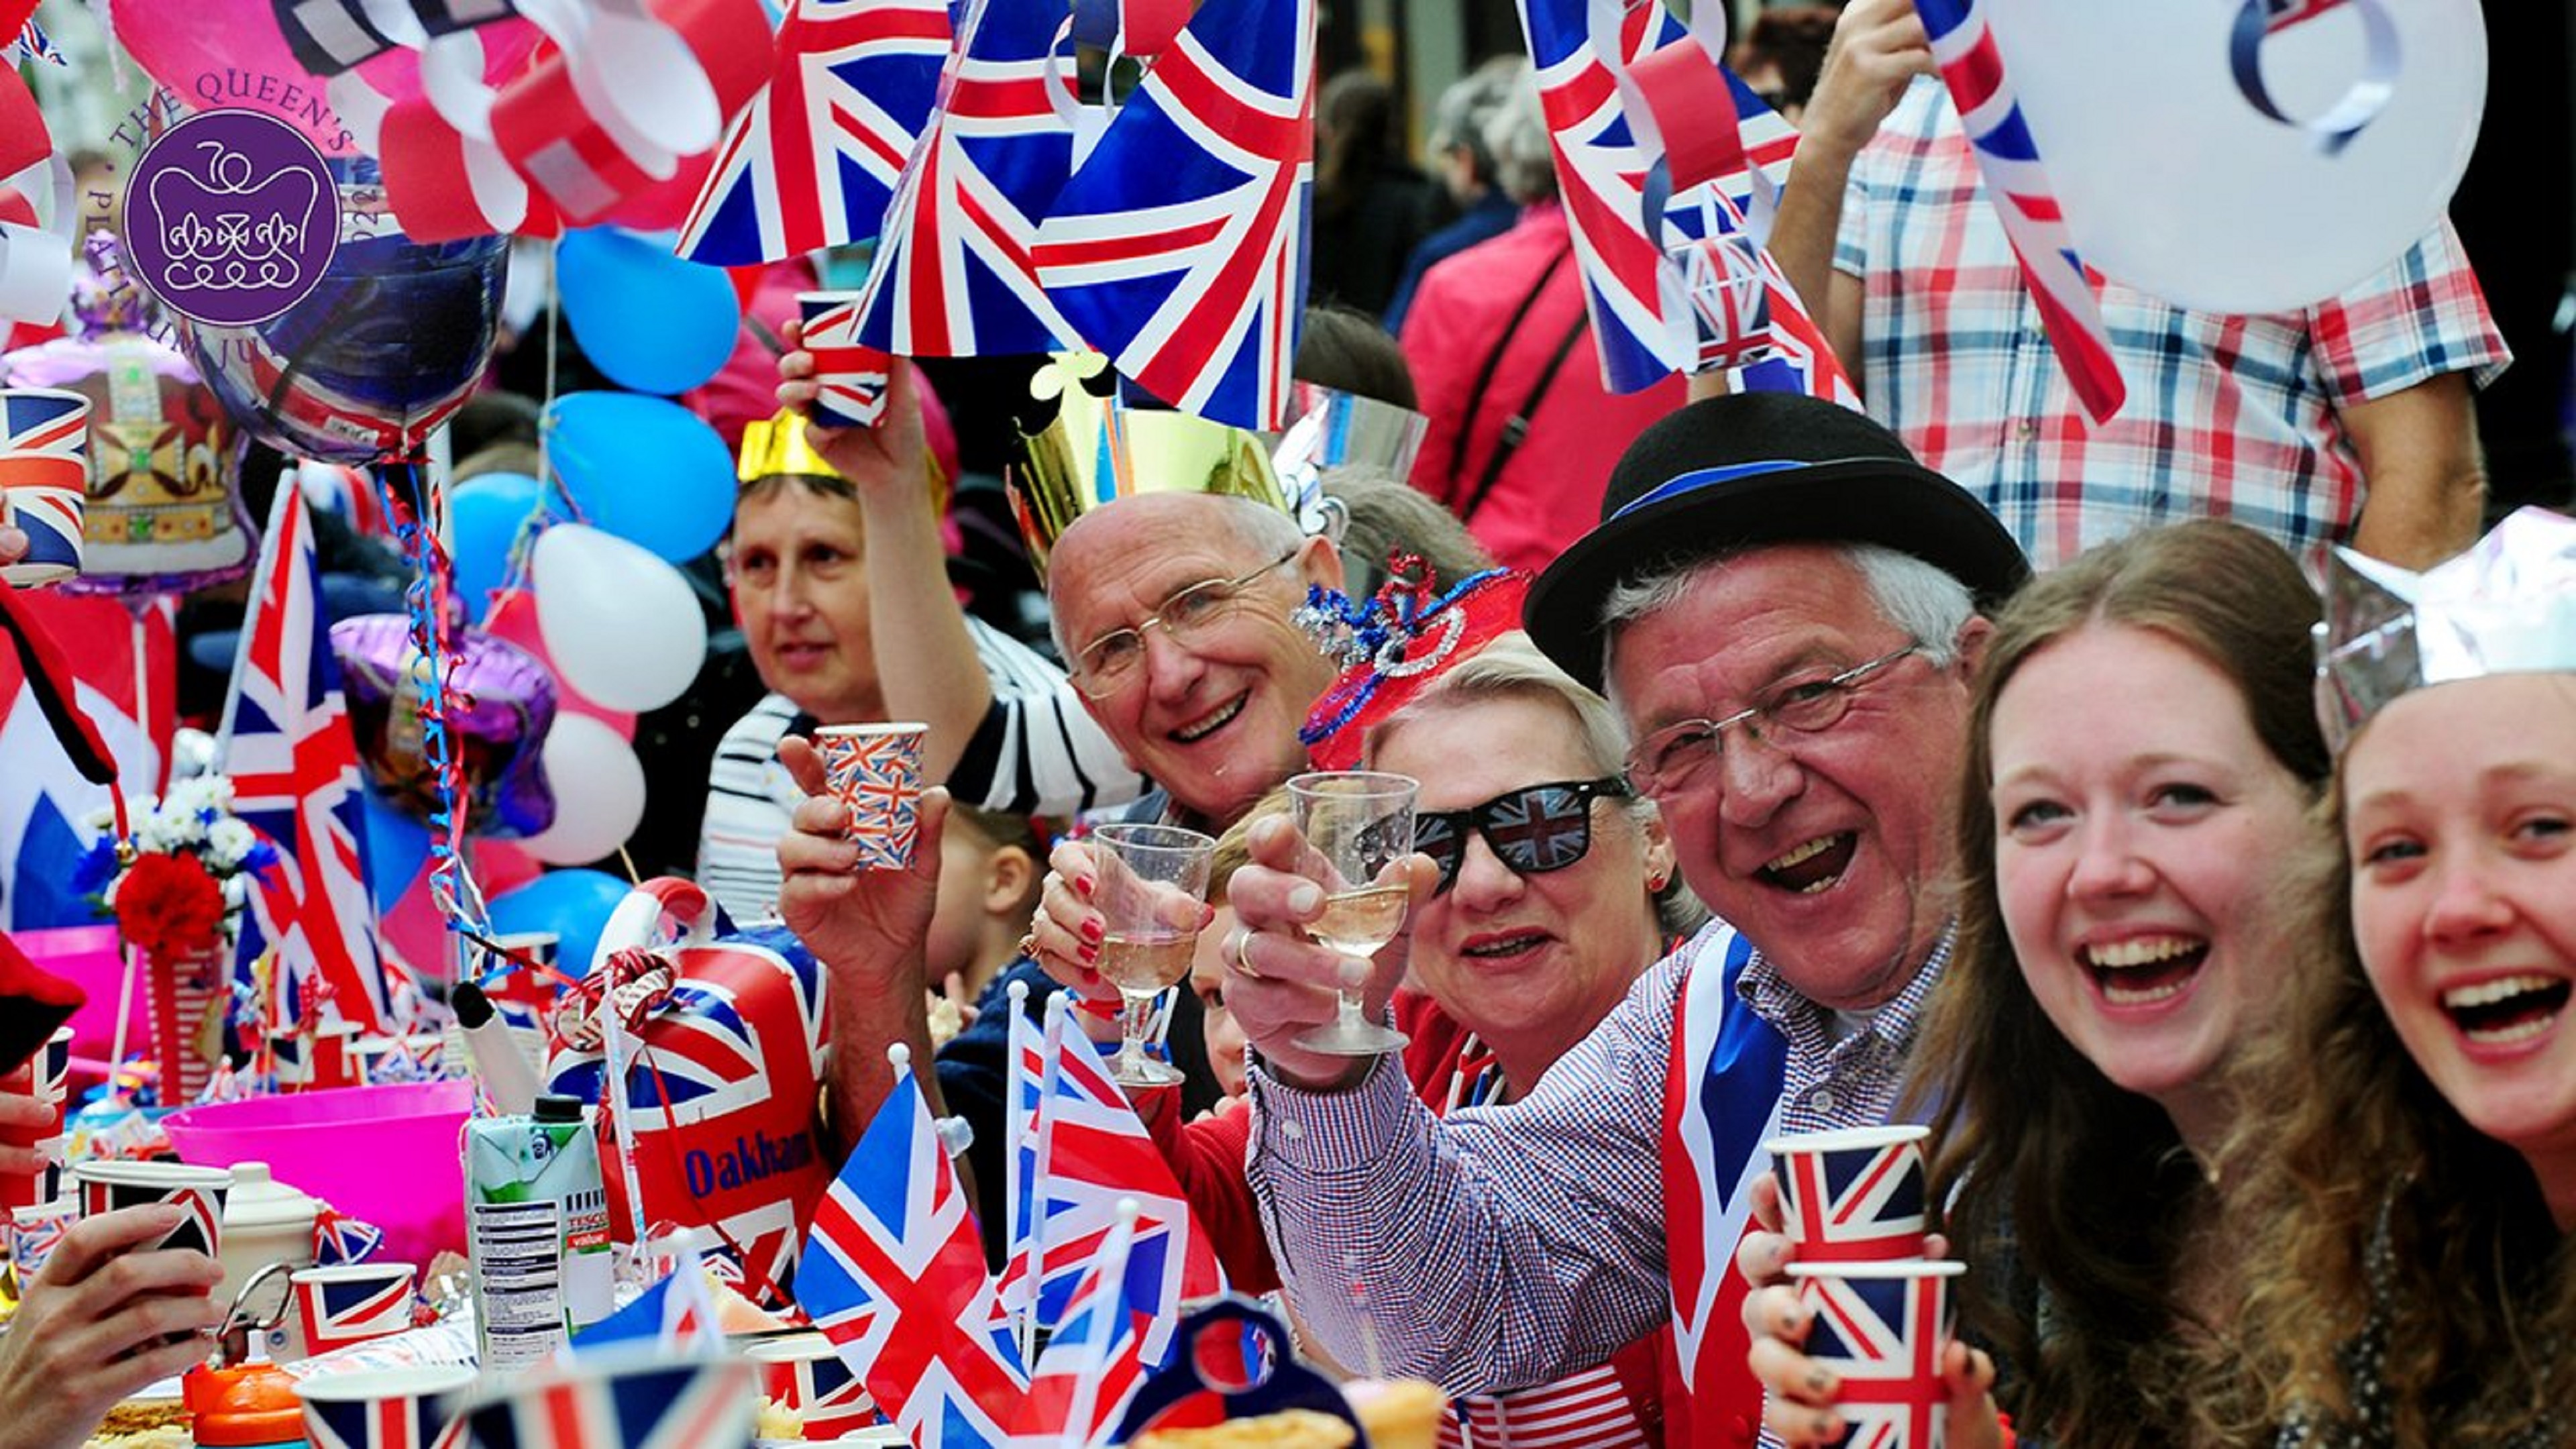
left=1030, top=0, right=1316, bottom=430
left=9, top=17, right=62, bottom=66
left=311, top=1206, right=387, bottom=1266
left=855, top=0, right=1079, bottom=359
left=1015, top=1205, right=1144, bottom=1446
left=0, top=594, right=172, bottom=934
left=677, top=0, right=953, bottom=266
left=797, top=1057, right=1027, bottom=1449
left=999, top=1009, right=1222, bottom=1366
left=215, top=486, right=390, bottom=1033
left=1913, top=0, right=2126, bottom=422
left=571, top=1260, right=720, bottom=1352
left=1001, top=987, right=1047, bottom=1330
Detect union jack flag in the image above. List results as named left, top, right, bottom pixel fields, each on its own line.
left=1915, top=0, right=2125, bottom=423
left=215, top=484, right=390, bottom=1034
left=297, top=1265, right=417, bottom=1351
left=312, top=1205, right=386, bottom=1266
left=797, top=1055, right=1027, bottom=1449
left=300, top=1387, right=466, bottom=1449
left=1791, top=1266, right=1955, bottom=1449
left=0, top=593, right=174, bottom=932
left=1031, top=0, right=1316, bottom=430
left=464, top=1354, right=755, bottom=1449
left=1775, top=1129, right=1929, bottom=1263
left=1000, top=1000, right=1222, bottom=1366
left=0, top=389, right=89, bottom=583
left=7, top=1205, right=68, bottom=1283
left=570, top=1258, right=720, bottom=1352
left=1016, top=1202, right=1146, bottom=1446
left=677, top=0, right=953, bottom=266
left=855, top=0, right=1078, bottom=359
left=9, top=18, right=63, bottom=66
left=755, top=1338, right=881, bottom=1440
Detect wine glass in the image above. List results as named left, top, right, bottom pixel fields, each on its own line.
left=1088, top=822, right=1218, bottom=1088
left=1287, top=771, right=1419, bottom=1057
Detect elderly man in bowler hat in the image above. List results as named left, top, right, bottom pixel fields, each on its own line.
left=1222, top=390, right=2029, bottom=1447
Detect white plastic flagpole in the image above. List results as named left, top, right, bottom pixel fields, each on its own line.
left=1028, top=991, right=1071, bottom=1345
left=1004, top=979, right=1034, bottom=1358
left=1063, top=1197, right=1141, bottom=1447
left=105, top=600, right=154, bottom=1097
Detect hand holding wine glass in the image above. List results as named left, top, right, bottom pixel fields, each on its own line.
left=1089, top=822, right=1218, bottom=1088
left=1287, top=771, right=1419, bottom=1057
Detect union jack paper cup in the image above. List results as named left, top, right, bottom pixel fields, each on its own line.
left=0, top=1134, right=62, bottom=1214
left=1785, top=1259, right=1963, bottom=1448
left=747, top=1332, right=881, bottom=1440
left=72, top=1159, right=230, bottom=1258
left=796, top=292, right=892, bottom=429
left=9, top=1197, right=74, bottom=1286
left=292, top=1260, right=421, bottom=1354
left=1766, top=1124, right=1931, bottom=1264
left=294, top=1363, right=478, bottom=1449
left=459, top=1345, right=755, bottom=1449
left=814, top=723, right=927, bottom=871
left=0, top=388, right=91, bottom=588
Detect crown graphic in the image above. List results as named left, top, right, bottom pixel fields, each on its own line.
left=144, top=143, right=324, bottom=293
left=2315, top=506, right=2576, bottom=749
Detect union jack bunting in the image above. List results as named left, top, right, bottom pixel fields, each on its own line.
left=300, top=1389, right=465, bottom=1449
left=677, top=0, right=953, bottom=266
left=797, top=1056, right=1027, bottom=1449
left=312, top=1205, right=387, bottom=1265
left=1016, top=1205, right=1145, bottom=1446
left=1792, top=1267, right=1955, bottom=1449
left=855, top=0, right=1079, bottom=359
left=464, top=1354, right=754, bottom=1449
left=1915, top=0, right=2126, bottom=422
left=1000, top=1002, right=1222, bottom=1365
left=216, top=485, right=391, bottom=1034
left=1775, top=1130, right=1929, bottom=1263
left=1031, top=0, right=1316, bottom=430
left=0, top=389, right=89, bottom=584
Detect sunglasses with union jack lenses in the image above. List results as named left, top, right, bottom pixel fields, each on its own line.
left=1413, top=777, right=1631, bottom=896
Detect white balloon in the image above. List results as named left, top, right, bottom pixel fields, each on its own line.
left=523, top=714, right=647, bottom=866
left=533, top=523, right=708, bottom=712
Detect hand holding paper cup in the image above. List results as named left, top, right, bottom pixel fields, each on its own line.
left=0, top=388, right=92, bottom=588
left=1766, top=1124, right=1931, bottom=1264
left=797, top=292, right=893, bottom=429
left=1784, top=1259, right=1963, bottom=1448
left=814, top=723, right=927, bottom=871
left=72, top=1161, right=231, bottom=1258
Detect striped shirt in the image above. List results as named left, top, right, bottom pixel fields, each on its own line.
left=1243, top=920, right=1943, bottom=1402
left=1838, top=79, right=2509, bottom=572
left=696, top=615, right=1144, bottom=924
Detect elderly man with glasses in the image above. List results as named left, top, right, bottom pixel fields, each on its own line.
left=1222, top=390, right=2029, bottom=1448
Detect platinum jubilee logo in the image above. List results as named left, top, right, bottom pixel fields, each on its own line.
left=123, top=108, right=340, bottom=327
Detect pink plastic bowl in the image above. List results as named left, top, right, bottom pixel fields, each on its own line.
left=163, top=1081, right=472, bottom=1267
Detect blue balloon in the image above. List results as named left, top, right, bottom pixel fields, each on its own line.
left=488, top=869, right=632, bottom=977
left=451, top=472, right=547, bottom=622
left=357, top=786, right=432, bottom=914
left=557, top=227, right=741, bottom=396
left=545, top=392, right=736, bottom=562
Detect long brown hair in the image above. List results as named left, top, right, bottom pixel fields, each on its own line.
left=1911, top=520, right=2327, bottom=1445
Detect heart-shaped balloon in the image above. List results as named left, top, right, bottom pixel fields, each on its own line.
left=330, top=614, right=559, bottom=840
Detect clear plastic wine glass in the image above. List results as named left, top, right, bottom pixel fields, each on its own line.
left=1286, top=771, right=1419, bottom=1057
left=1088, top=821, right=1218, bottom=1087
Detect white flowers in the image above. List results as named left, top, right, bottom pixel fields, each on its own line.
left=113, top=777, right=253, bottom=869
left=207, top=818, right=257, bottom=870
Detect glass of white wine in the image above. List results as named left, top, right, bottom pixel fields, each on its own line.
left=1286, top=770, right=1419, bottom=1057
left=1088, top=821, right=1219, bottom=1088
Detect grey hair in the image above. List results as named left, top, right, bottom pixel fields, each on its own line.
left=1367, top=632, right=1709, bottom=936
left=1322, top=463, right=1497, bottom=600
left=1427, top=57, right=1523, bottom=184
left=1597, top=541, right=1979, bottom=707
left=1481, top=62, right=1556, bottom=205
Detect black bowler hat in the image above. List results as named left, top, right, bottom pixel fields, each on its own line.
left=1524, top=392, right=2030, bottom=689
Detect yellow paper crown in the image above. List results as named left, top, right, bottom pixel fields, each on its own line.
left=1009, top=354, right=1287, bottom=579
left=738, top=410, right=844, bottom=483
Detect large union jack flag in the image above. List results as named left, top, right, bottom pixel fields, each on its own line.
left=677, top=0, right=954, bottom=266
left=1002, top=1001, right=1222, bottom=1367
left=1792, top=1267, right=1954, bottom=1449
left=855, top=0, right=1078, bottom=358
left=216, top=485, right=390, bottom=1034
left=1915, top=0, right=2125, bottom=422
left=465, top=1354, right=755, bottom=1449
left=1031, top=0, right=1314, bottom=431
left=0, top=593, right=173, bottom=932
left=798, top=1055, right=1027, bottom=1449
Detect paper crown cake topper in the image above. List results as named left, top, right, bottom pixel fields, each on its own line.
left=2316, top=506, right=2576, bottom=750
left=737, top=408, right=843, bottom=483
left=1297, top=559, right=1530, bottom=770
left=1010, top=352, right=1287, bottom=578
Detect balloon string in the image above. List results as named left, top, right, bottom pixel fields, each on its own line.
left=376, top=458, right=491, bottom=969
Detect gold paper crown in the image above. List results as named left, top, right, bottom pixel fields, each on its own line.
left=738, top=409, right=845, bottom=483
left=1009, top=354, right=1287, bottom=579
left=2315, top=506, right=2576, bottom=751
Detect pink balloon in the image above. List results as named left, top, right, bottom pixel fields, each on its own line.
left=109, top=0, right=542, bottom=156
left=485, top=586, right=639, bottom=742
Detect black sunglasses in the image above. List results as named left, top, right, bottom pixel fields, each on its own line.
left=1414, top=778, right=1631, bottom=896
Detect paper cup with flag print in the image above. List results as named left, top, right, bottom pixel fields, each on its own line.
left=1765, top=1124, right=1931, bottom=1264
left=812, top=723, right=926, bottom=871
left=0, top=387, right=91, bottom=587
left=9, top=1197, right=74, bottom=1286
left=72, top=1159, right=229, bottom=1258
left=1784, top=1259, right=1964, bottom=1448
left=795, top=292, right=892, bottom=429
left=748, top=1332, right=881, bottom=1441
left=1, top=1135, right=66, bottom=1214
left=292, top=1260, right=421, bottom=1353
left=294, top=1364, right=477, bottom=1449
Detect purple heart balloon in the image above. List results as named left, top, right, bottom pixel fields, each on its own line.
left=330, top=614, right=559, bottom=840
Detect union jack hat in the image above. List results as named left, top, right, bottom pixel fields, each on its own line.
left=1297, top=563, right=1530, bottom=771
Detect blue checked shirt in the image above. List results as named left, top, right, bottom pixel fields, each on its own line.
left=1244, top=920, right=1951, bottom=1399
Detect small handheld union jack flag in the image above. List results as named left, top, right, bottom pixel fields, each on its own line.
left=1032, top=0, right=1317, bottom=431
left=1787, top=1260, right=1962, bottom=1449
left=297, top=1365, right=477, bottom=1449
left=458, top=1350, right=756, bottom=1449
left=1768, top=1124, right=1930, bottom=1264
left=312, top=1205, right=387, bottom=1266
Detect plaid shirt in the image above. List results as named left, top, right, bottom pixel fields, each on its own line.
left=1837, top=79, right=2510, bottom=571
left=1242, top=920, right=1946, bottom=1399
